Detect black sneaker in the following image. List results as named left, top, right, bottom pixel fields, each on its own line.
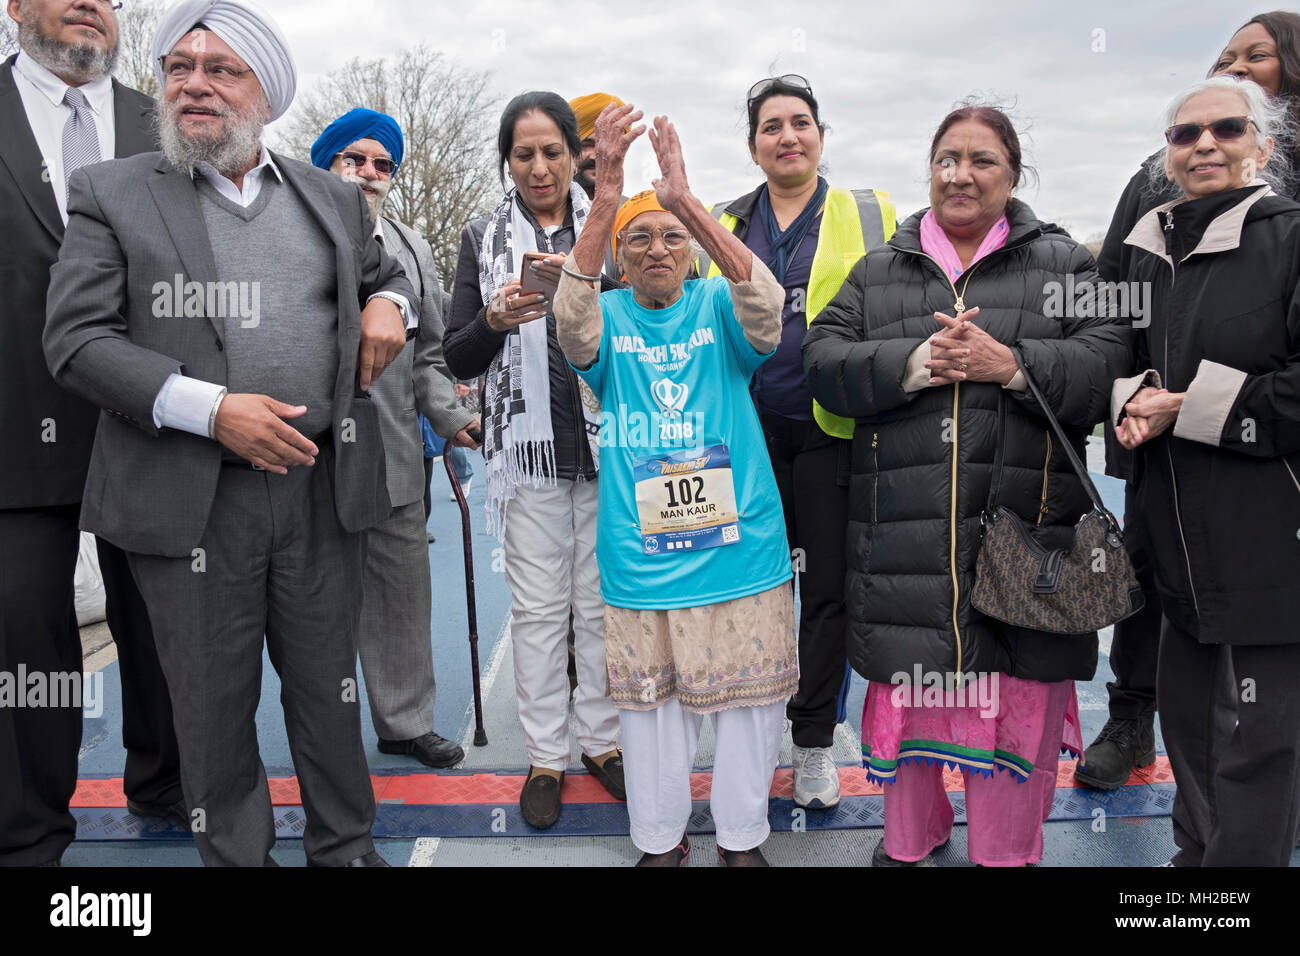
left=636, top=835, right=689, bottom=867
left=718, top=845, right=769, bottom=867
left=1074, top=714, right=1156, bottom=790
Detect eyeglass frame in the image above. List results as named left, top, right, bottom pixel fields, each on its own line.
left=746, top=74, right=813, bottom=109
left=157, top=53, right=256, bottom=86
left=1164, top=115, right=1257, bottom=147
left=336, top=151, right=397, bottom=176
left=619, top=227, right=692, bottom=252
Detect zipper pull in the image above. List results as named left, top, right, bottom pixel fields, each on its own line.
left=871, top=432, right=878, bottom=449
left=1163, top=211, right=1174, bottom=232
left=953, top=297, right=965, bottom=315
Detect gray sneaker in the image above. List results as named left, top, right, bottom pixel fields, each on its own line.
left=791, top=745, right=840, bottom=809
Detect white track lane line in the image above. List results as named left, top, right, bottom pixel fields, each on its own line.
left=408, top=616, right=513, bottom=867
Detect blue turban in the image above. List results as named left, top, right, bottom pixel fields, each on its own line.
left=310, top=108, right=405, bottom=172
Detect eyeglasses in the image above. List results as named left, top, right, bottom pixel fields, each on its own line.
left=158, top=54, right=255, bottom=86
left=746, top=74, right=812, bottom=107
left=337, top=151, right=396, bottom=176
left=1164, top=116, right=1256, bottom=147
left=621, top=228, right=691, bottom=252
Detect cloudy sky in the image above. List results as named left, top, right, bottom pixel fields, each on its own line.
left=264, top=0, right=1270, bottom=241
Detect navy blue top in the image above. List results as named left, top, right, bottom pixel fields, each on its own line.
left=743, top=212, right=822, bottom=421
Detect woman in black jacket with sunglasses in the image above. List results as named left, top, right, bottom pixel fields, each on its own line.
left=1113, top=77, right=1300, bottom=866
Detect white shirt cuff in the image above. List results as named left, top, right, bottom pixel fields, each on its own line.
left=368, top=291, right=415, bottom=329
left=1003, top=369, right=1028, bottom=391
left=153, top=372, right=227, bottom=437
left=902, top=342, right=932, bottom=393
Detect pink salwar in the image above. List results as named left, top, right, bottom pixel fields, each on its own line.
left=866, top=676, right=1081, bottom=866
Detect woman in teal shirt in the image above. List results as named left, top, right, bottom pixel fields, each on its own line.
left=554, top=103, right=793, bottom=866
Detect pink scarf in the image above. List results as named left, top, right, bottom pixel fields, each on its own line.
left=919, top=210, right=1009, bottom=283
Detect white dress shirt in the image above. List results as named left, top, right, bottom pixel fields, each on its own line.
left=152, top=147, right=414, bottom=436
left=11, top=51, right=116, bottom=223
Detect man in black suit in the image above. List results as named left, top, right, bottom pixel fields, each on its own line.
left=0, top=0, right=182, bottom=868
left=45, top=0, right=415, bottom=867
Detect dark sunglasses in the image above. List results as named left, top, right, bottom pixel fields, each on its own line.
left=336, top=151, right=396, bottom=176
left=746, top=74, right=812, bottom=107
left=1164, top=116, right=1255, bottom=147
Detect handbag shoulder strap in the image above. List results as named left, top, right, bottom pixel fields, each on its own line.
left=1016, top=357, right=1120, bottom=529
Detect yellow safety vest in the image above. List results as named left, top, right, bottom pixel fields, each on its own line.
left=698, top=186, right=897, bottom=439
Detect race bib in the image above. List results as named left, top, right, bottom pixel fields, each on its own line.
left=633, top=443, right=741, bottom=555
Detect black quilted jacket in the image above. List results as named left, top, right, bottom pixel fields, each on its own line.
left=803, top=200, right=1133, bottom=684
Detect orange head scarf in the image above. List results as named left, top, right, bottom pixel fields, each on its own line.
left=611, top=189, right=674, bottom=264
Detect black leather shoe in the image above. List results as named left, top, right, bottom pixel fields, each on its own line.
left=718, top=845, right=769, bottom=867
left=581, top=750, right=626, bottom=801
left=378, top=732, right=464, bottom=768
left=127, top=798, right=190, bottom=830
left=520, top=768, right=563, bottom=829
left=872, top=841, right=921, bottom=867
left=871, top=836, right=949, bottom=867
left=636, top=835, right=689, bottom=867
left=1074, top=714, right=1156, bottom=790
left=308, top=850, right=390, bottom=867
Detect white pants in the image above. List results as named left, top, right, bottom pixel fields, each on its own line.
left=620, top=698, right=785, bottom=854
left=502, top=478, right=618, bottom=770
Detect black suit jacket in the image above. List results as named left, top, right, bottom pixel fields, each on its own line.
left=0, top=55, right=156, bottom=508
left=44, top=150, right=415, bottom=556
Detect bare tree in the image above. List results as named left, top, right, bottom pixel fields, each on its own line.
left=113, top=0, right=165, bottom=99
left=1, top=12, right=20, bottom=58
left=279, top=45, right=499, bottom=287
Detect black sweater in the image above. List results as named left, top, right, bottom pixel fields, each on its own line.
left=443, top=206, right=596, bottom=482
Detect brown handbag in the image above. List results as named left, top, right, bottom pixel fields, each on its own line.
left=971, top=363, right=1146, bottom=634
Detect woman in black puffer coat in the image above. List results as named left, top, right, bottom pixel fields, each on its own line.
left=803, top=104, right=1131, bottom=867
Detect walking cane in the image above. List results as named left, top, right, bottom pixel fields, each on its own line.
left=445, top=431, right=488, bottom=746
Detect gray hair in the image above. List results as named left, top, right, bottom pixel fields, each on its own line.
left=1146, top=77, right=1297, bottom=197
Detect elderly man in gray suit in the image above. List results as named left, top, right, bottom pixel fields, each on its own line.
left=310, top=108, right=478, bottom=769
left=44, top=0, right=414, bottom=867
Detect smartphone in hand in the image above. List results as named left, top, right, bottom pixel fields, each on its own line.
left=519, top=251, right=561, bottom=301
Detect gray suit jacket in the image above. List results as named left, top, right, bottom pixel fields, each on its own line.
left=373, top=217, right=474, bottom=507
left=43, top=150, right=417, bottom=557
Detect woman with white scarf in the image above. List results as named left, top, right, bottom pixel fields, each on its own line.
left=444, top=91, right=621, bottom=829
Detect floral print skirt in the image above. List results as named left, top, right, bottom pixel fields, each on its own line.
left=604, top=583, right=798, bottom=714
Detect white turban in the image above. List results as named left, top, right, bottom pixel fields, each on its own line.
left=152, top=0, right=297, bottom=121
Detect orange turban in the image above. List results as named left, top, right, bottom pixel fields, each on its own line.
left=569, top=92, right=625, bottom=142
left=611, top=189, right=670, bottom=263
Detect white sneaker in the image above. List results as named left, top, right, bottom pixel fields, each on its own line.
left=449, top=477, right=472, bottom=501
left=791, top=745, right=840, bottom=809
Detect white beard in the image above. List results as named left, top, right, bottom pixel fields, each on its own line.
left=157, top=98, right=267, bottom=180
left=342, top=167, right=392, bottom=222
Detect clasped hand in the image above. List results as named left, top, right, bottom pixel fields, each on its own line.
left=1115, top=386, right=1184, bottom=449
left=925, top=308, right=1017, bottom=386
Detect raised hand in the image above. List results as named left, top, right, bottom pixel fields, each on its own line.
left=593, top=102, right=645, bottom=199
left=648, top=115, right=691, bottom=214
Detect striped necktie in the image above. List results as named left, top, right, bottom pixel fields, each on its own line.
left=62, top=86, right=102, bottom=195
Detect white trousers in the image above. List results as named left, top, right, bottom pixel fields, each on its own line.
left=620, top=698, right=785, bottom=854
left=502, top=478, right=618, bottom=770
